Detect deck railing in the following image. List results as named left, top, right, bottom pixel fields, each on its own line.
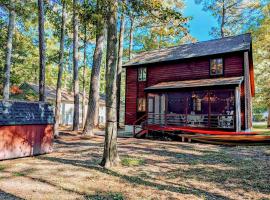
left=148, top=113, right=234, bottom=129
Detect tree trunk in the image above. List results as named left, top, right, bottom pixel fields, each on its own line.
left=3, top=3, right=16, bottom=101
left=128, top=16, right=134, bottom=60
left=267, top=108, right=270, bottom=129
left=72, top=0, right=80, bottom=131
left=54, top=0, right=66, bottom=138
left=82, top=24, right=87, bottom=128
left=221, top=0, right=225, bottom=38
left=83, top=1, right=105, bottom=136
left=38, top=0, right=46, bottom=102
left=116, top=13, right=125, bottom=128
left=100, top=0, right=120, bottom=168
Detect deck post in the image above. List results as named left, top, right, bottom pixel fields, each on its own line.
left=244, top=51, right=252, bottom=131
left=235, top=86, right=241, bottom=132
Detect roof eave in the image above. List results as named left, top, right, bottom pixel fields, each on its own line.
left=145, top=77, right=244, bottom=92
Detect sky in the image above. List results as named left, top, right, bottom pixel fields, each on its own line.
left=184, top=0, right=218, bottom=41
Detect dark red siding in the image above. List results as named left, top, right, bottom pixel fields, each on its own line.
left=125, top=67, right=137, bottom=124
left=125, top=53, right=245, bottom=125
left=147, top=58, right=210, bottom=86
left=224, top=54, right=244, bottom=77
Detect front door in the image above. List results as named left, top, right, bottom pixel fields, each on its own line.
left=148, top=94, right=166, bottom=125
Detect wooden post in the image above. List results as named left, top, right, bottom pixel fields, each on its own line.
left=208, top=91, right=211, bottom=128
left=185, top=97, right=188, bottom=126
left=244, top=51, right=252, bottom=131
left=235, top=86, right=241, bottom=132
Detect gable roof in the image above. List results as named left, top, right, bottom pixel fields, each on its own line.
left=18, top=82, right=106, bottom=104
left=123, top=33, right=252, bottom=67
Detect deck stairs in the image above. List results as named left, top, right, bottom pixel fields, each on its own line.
left=133, top=115, right=148, bottom=138
left=134, top=129, right=148, bottom=138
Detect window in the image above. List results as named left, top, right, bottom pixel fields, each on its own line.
left=138, top=67, right=147, bottom=81
left=210, top=58, right=223, bottom=76
left=192, top=98, right=202, bottom=112
left=148, top=97, right=154, bottom=113
left=137, top=98, right=146, bottom=112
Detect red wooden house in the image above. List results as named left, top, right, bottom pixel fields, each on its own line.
left=123, top=33, right=255, bottom=134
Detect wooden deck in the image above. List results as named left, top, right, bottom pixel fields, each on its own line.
left=147, top=125, right=258, bottom=135
left=146, top=125, right=270, bottom=145
left=178, top=134, right=270, bottom=145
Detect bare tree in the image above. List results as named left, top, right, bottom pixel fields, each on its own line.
left=83, top=0, right=105, bottom=136
left=54, top=0, right=66, bottom=137
left=3, top=0, right=16, bottom=100
left=73, top=0, right=80, bottom=131
left=38, top=0, right=46, bottom=101
left=116, top=12, right=125, bottom=128
left=100, top=0, right=120, bottom=168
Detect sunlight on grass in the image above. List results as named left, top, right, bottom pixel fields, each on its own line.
left=253, top=124, right=267, bottom=129
left=12, top=172, right=26, bottom=177
left=0, top=165, right=6, bottom=171
left=121, top=156, right=145, bottom=167
left=253, top=123, right=270, bottom=134
left=86, top=192, right=124, bottom=200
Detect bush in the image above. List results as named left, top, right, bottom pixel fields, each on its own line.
left=253, top=114, right=265, bottom=122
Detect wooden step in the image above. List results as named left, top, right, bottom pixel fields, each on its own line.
left=134, top=129, right=148, bottom=138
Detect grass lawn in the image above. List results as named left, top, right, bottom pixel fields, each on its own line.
left=0, top=131, right=269, bottom=200
left=253, top=122, right=270, bottom=135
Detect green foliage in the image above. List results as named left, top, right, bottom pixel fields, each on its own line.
left=195, top=0, right=263, bottom=38
left=127, top=0, right=195, bottom=52
left=253, top=114, right=265, bottom=122
left=252, top=3, right=270, bottom=109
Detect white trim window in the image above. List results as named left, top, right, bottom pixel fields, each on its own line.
left=210, top=58, right=223, bottom=76
left=138, top=67, right=147, bottom=81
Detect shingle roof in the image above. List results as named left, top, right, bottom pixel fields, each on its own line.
left=124, top=33, right=251, bottom=67
left=145, top=76, right=244, bottom=91
left=0, top=101, right=54, bottom=126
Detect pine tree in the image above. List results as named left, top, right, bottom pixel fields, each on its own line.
left=38, top=0, right=46, bottom=101
left=3, top=0, right=16, bottom=100
left=100, top=0, right=120, bottom=168
left=54, top=0, right=67, bottom=137
left=83, top=0, right=106, bottom=136
left=73, top=0, right=80, bottom=131
left=117, top=12, right=125, bottom=128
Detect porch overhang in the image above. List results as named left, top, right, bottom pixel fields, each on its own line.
left=144, top=76, right=244, bottom=92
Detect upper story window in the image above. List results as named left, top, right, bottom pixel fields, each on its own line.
left=210, top=58, right=223, bottom=76
left=138, top=67, right=147, bottom=81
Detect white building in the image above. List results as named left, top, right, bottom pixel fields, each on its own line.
left=18, top=83, right=106, bottom=126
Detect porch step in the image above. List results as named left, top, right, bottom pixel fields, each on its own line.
left=134, top=129, right=148, bottom=138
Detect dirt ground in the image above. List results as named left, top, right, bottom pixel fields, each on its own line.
left=0, top=131, right=270, bottom=200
